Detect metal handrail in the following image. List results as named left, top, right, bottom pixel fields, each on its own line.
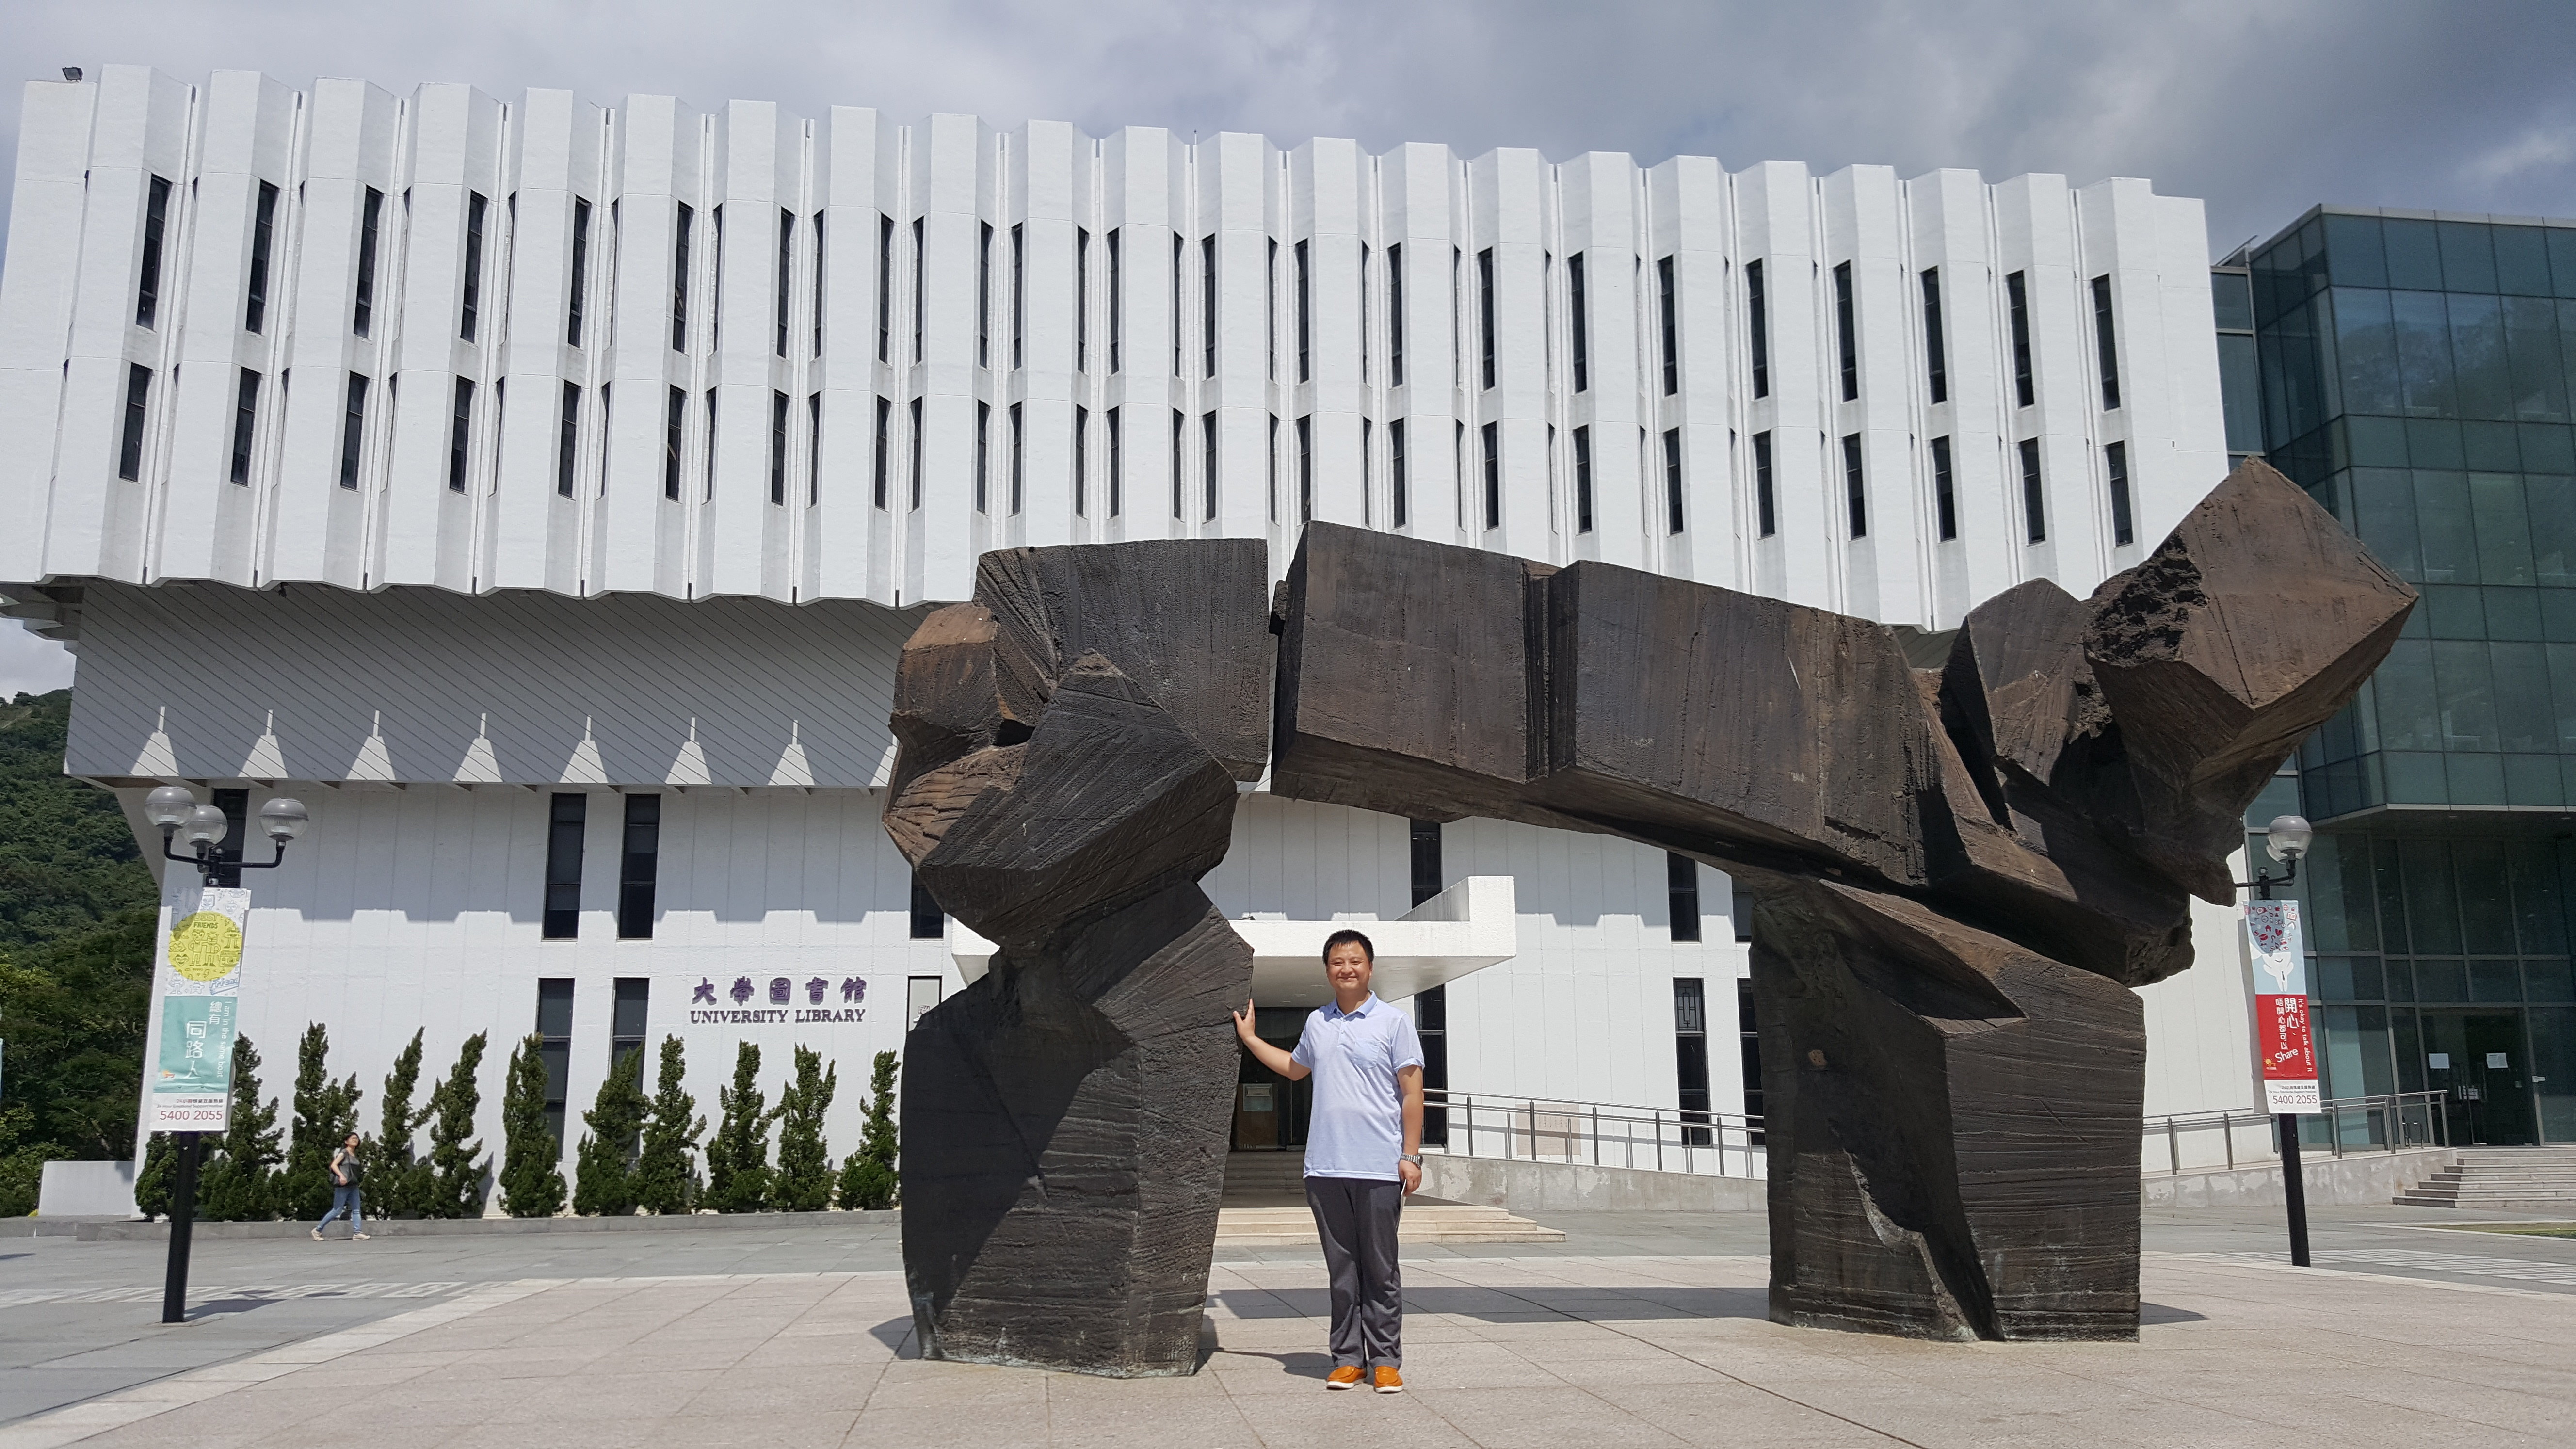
left=2141, top=1089, right=2451, bottom=1175
left=1422, top=1087, right=1767, bottom=1179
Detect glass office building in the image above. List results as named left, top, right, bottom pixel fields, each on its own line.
left=2228, top=207, right=2576, bottom=1144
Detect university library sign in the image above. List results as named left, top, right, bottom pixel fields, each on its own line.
left=684, top=974, right=872, bottom=1026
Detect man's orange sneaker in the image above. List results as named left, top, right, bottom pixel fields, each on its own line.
left=1325, top=1365, right=1364, bottom=1389
left=1372, top=1366, right=1405, bottom=1393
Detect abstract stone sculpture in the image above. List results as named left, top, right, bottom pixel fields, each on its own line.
left=884, top=539, right=1273, bottom=1376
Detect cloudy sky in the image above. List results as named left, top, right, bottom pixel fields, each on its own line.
left=5, top=0, right=2572, bottom=694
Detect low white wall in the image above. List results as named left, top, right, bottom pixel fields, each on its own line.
left=2140, top=1148, right=2451, bottom=1209
left=1422, top=1153, right=1767, bottom=1213
left=38, top=1160, right=137, bottom=1217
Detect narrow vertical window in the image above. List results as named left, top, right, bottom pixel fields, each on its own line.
left=709, top=206, right=726, bottom=353
left=1386, top=242, right=1405, bottom=386
left=977, top=221, right=994, bottom=368
left=1658, top=254, right=1679, bottom=396
left=975, top=400, right=992, bottom=514
left=1172, top=233, right=1184, bottom=373
left=558, top=382, right=582, bottom=498
left=875, top=212, right=893, bottom=361
left=1074, top=405, right=1089, bottom=516
left=770, top=389, right=790, bottom=505
left=700, top=389, right=718, bottom=499
left=665, top=386, right=686, bottom=500
left=673, top=202, right=695, bottom=351
left=1477, top=247, right=1496, bottom=390
left=1076, top=228, right=1091, bottom=370
left=1663, top=427, right=1685, bottom=534
left=910, top=873, right=945, bottom=939
left=1754, top=429, right=1775, bottom=538
left=1202, top=410, right=1218, bottom=522
left=135, top=175, right=170, bottom=327
left=811, top=212, right=825, bottom=356
left=1009, top=402, right=1024, bottom=514
left=354, top=187, right=384, bottom=337
left=616, top=794, right=660, bottom=939
left=1170, top=408, right=1185, bottom=520
left=1669, top=853, right=1703, bottom=942
left=567, top=197, right=593, bottom=346
left=1268, top=413, right=1280, bottom=521
left=2107, top=439, right=2134, bottom=547
left=1919, top=266, right=1947, bottom=403
left=244, top=181, right=278, bottom=333
left=1107, top=228, right=1123, bottom=373
left=339, top=373, right=369, bottom=489
left=1738, top=978, right=1764, bottom=1144
left=542, top=793, right=586, bottom=939
left=1932, top=435, right=1957, bottom=542
left=1832, top=261, right=1856, bottom=401
left=910, top=217, right=925, bottom=361
left=908, top=396, right=924, bottom=510
left=1742, top=268, right=1773, bottom=416
left=1297, top=415, right=1314, bottom=523
left=536, top=979, right=573, bottom=1146
left=2019, top=436, right=2046, bottom=542
left=2091, top=274, right=2121, bottom=410
left=1267, top=239, right=1278, bottom=380
left=461, top=192, right=488, bottom=341
left=1567, top=251, right=1589, bottom=393
left=598, top=384, right=612, bottom=498
left=1841, top=432, right=1865, bottom=539
left=1362, top=417, right=1374, bottom=522
left=872, top=396, right=891, bottom=508
left=1359, top=243, right=1372, bottom=384
left=807, top=392, right=821, bottom=506
left=1674, top=977, right=1711, bottom=1145
left=230, top=370, right=260, bottom=485
left=775, top=208, right=794, bottom=358
left=1010, top=223, right=1025, bottom=369
left=1295, top=239, right=1312, bottom=383
left=1573, top=424, right=1593, bottom=533
left=2007, top=270, right=2034, bottom=407
left=1202, top=235, right=1218, bottom=378
left=1391, top=418, right=1410, bottom=528
left=1106, top=404, right=1123, bottom=516
left=611, top=980, right=650, bottom=1072
left=1417, top=979, right=1449, bottom=1147
left=1481, top=420, right=1501, bottom=530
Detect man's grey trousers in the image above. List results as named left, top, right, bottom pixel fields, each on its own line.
left=1304, top=1175, right=1404, bottom=1368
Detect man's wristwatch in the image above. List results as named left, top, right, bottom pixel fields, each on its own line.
left=1399, top=1153, right=1424, bottom=1166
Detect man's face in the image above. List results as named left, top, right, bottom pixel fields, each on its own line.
left=1325, top=942, right=1373, bottom=996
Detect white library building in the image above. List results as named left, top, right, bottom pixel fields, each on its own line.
left=0, top=67, right=2252, bottom=1176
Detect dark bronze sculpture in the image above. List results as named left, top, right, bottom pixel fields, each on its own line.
left=888, top=460, right=2412, bottom=1365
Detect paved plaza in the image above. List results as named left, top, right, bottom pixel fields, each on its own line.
left=3, top=1206, right=2571, bottom=1448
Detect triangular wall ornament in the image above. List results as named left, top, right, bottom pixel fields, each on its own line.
left=454, top=711, right=504, bottom=786
left=769, top=720, right=816, bottom=789
left=241, top=709, right=289, bottom=781
left=133, top=705, right=181, bottom=777
left=665, top=717, right=713, bottom=788
left=346, top=709, right=400, bottom=786
left=560, top=716, right=609, bottom=786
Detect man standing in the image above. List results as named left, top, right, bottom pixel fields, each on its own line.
left=1232, top=928, right=1425, bottom=1393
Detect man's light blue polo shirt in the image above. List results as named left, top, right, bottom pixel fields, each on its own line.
left=1292, top=994, right=1425, bottom=1181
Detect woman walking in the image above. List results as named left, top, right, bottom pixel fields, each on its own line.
left=313, top=1132, right=370, bottom=1240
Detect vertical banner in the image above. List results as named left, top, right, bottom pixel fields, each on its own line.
left=145, top=885, right=252, bottom=1132
left=2246, top=900, right=2319, bottom=1114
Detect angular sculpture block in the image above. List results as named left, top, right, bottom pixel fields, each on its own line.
left=886, top=539, right=1272, bottom=1377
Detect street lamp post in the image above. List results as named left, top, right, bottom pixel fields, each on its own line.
left=2236, top=812, right=2315, bottom=1268
left=140, top=786, right=309, bottom=1327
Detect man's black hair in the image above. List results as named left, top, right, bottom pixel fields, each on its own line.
left=1321, top=928, right=1376, bottom=963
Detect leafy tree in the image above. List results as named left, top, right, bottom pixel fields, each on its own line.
left=132, top=1130, right=175, bottom=1220
left=278, top=1024, right=363, bottom=1219
left=702, top=1041, right=778, bottom=1213
left=837, top=1051, right=901, bottom=1211
left=197, top=1034, right=282, bottom=1221
left=630, top=1036, right=703, bottom=1215
left=370, top=1030, right=428, bottom=1218
left=497, top=1033, right=564, bottom=1218
left=418, top=1032, right=490, bottom=1219
left=571, top=1046, right=649, bottom=1216
left=0, top=691, right=159, bottom=950
left=771, top=1046, right=837, bottom=1212
left=0, top=907, right=155, bottom=1161
left=0, top=1104, right=65, bottom=1217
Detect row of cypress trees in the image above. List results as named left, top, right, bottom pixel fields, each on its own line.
left=135, top=1026, right=900, bottom=1220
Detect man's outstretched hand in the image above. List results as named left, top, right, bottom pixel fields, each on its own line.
left=1231, top=998, right=1257, bottom=1042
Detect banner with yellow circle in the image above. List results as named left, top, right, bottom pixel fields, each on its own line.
left=168, top=908, right=245, bottom=983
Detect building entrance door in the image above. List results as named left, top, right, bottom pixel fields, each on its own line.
left=2421, top=1011, right=2537, bottom=1146
left=1233, top=1008, right=1313, bottom=1151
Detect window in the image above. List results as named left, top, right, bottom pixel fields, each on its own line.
left=1387, top=242, right=1404, bottom=386
left=354, top=187, right=384, bottom=336
left=909, top=872, right=945, bottom=938
left=568, top=197, right=593, bottom=346
left=1664, top=428, right=1685, bottom=534
left=1416, top=982, right=1449, bottom=1147
left=230, top=370, right=259, bottom=485
left=908, top=396, right=924, bottom=510
left=673, top=202, right=695, bottom=351
left=543, top=793, right=586, bottom=938
left=1841, top=432, right=1865, bottom=539
left=1170, top=408, right=1184, bottom=520
left=611, top=979, right=650, bottom=1075
left=1268, top=414, right=1279, bottom=521
left=1202, top=234, right=1218, bottom=378
left=136, top=175, right=170, bottom=327
left=339, top=373, right=368, bottom=489
left=776, top=208, right=795, bottom=358
left=704, top=388, right=718, bottom=499
left=1009, top=402, right=1024, bottom=515
left=1296, top=239, right=1312, bottom=383
left=977, top=221, right=993, bottom=368
left=1077, top=228, right=1091, bottom=370
left=910, top=217, right=925, bottom=361
left=461, top=192, right=488, bottom=341
left=1172, top=233, right=1184, bottom=373
left=1107, top=227, right=1123, bottom=373
left=1477, top=247, right=1496, bottom=390
left=245, top=181, right=278, bottom=332
left=1362, top=417, right=1374, bottom=521
left=617, top=794, right=660, bottom=939
left=2090, top=274, right=2121, bottom=410
left=976, top=400, right=992, bottom=515
left=1659, top=254, right=1680, bottom=396
left=558, top=382, right=582, bottom=499
left=907, top=976, right=945, bottom=1030
left=1932, top=435, right=1956, bottom=542
left=1573, top=424, right=1593, bottom=533
left=1668, top=852, right=1704, bottom=939
left=1674, top=977, right=1711, bottom=1145
left=1202, top=411, right=1218, bottom=522
left=1754, top=430, right=1776, bottom=538
left=1074, top=405, right=1089, bottom=516
left=811, top=212, right=825, bottom=356
left=1298, top=414, right=1314, bottom=524
left=2006, top=269, right=2034, bottom=407
left=1738, top=978, right=1764, bottom=1144
left=807, top=393, right=821, bottom=506
left=1011, top=223, right=1025, bottom=369
left=1107, top=405, right=1124, bottom=516
left=872, top=396, right=892, bottom=508
left=2019, top=436, right=2046, bottom=543
left=1360, top=243, right=1371, bottom=383
left=1745, top=258, right=1769, bottom=399
left=1391, top=418, right=1410, bottom=529
left=201, top=789, right=249, bottom=888
left=1268, top=238, right=1279, bottom=380
left=665, top=386, right=687, bottom=500
left=771, top=389, right=791, bottom=505
left=1567, top=251, right=1589, bottom=392
left=536, top=978, right=575, bottom=1150
left=1919, top=267, right=1947, bottom=403
left=875, top=212, right=893, bottom=361
left=2107, top=439, right=2134, bottom=547
left=1832, top=261, right=1856, bottom=401
left=1733, top=881, right=1755, bottom=943
left=1481, top=420, right=1501, bottom=529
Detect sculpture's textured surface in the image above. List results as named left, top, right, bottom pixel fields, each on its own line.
left=886, top=539, right=1272, bottom=1376
left=1268, top=460, right=2412, bottom=1341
